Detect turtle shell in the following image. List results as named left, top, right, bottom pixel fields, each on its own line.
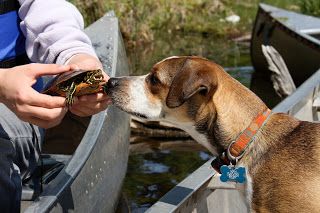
left=42, top=69, right=105, bottom=97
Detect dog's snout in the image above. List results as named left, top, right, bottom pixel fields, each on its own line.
left=107, top=78, right=119, bottom=89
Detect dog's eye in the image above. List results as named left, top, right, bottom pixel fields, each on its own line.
left=150, top=74, right=160, bottom=85
left=199, top=87, right=208, bottom=96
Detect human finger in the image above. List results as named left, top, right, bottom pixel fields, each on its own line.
left=18, top=107, right=67, bottom=129
left=69, top=106, right=89, bottom=117
left=102, top=71, right=110, bottom=81
left=25, top=64, right=72, bottom=78
left=16, top=104, right=68, bottom=121
left=70, top=99, right=110, bottom=117
left=69, top=64, right=80, bottom=71
left=72, top=98, right=111, bottom=111
left=77, top=92, right=110, bottom=102
left=22, top=116, right=64, bottom=129
left=24, top=89, right=67, bottom=108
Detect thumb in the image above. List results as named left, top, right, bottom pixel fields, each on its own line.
left=27, top=64, right=72, bottom=78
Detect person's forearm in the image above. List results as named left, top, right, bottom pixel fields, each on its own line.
left=18, top=0, right=97, bottom=65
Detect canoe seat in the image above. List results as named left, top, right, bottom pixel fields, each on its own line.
left=21, top=154, right=71, bottom=201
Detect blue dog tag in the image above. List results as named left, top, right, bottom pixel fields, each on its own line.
left=220, top=165, right=246, bottom=183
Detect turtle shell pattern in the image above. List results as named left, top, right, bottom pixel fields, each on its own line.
left=42, top=69, right=105, bottom=98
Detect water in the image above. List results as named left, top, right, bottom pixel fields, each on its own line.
left=122, top=32, right=253, bottom=212
left=123, top=150, right=211, bottom=212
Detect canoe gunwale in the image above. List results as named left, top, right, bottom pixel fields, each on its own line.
left=273, top=69, right=320, bottom=115
left=145, top=160, right=215, bottom=213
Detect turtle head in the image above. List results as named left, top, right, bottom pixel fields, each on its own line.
left=85, top=69, right=104, bottom=84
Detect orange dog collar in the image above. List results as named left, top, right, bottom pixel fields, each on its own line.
left=211, top=108, right=272, bottom=173
left=227, top=108, right=272, bottom=160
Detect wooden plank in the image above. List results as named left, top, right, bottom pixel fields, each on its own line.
left=129, top=139, right=206, bottom=154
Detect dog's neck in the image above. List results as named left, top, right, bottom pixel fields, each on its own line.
left=200, top=70, right=300, bottom=169
left=194, top=70, right=272, bottom=165
left=209, top=70, right=266, bottom=146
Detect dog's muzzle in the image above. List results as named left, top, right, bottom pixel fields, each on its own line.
left=104, top=77, right=120, bottom=94
left=107, top=78, right=119, bottom=89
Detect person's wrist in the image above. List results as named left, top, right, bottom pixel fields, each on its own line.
left=66, top=53, right=102, bottom=70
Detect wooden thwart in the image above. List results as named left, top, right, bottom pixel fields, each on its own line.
left=131, top=116, right=190, bottom=139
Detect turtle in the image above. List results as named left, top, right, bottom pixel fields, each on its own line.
left=42, top=69, right=106, bottom=106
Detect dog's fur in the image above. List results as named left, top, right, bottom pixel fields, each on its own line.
left=106, top=56, right=320, bottom=212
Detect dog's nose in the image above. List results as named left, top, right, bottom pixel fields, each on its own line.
left=107, top=78, right=119, bottom=89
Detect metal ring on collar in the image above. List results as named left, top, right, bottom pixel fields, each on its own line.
left=227, top=141, right=245, bottom=163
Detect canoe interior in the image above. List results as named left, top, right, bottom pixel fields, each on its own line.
left=250, top=4, right=320, bottom=108
left=251, top=3, right=320, bottom=83
left=22, top=12, right=130, bottom=213
left=146, top=66, right=320, bottom=212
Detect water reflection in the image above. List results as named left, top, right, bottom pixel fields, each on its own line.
left=123, top=149, right=211, bottom=212
left=199, top=151, right=212, bottom=161
left=142, top=160, right=170, bottom=174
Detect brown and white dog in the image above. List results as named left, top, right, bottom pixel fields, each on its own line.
left=105, top=56, right=320, bottom=212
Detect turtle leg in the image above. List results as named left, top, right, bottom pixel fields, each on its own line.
left=66, top=82, right=76, bottom=106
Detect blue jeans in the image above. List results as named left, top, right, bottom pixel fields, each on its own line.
left=0, top=104, right=44, bottom=212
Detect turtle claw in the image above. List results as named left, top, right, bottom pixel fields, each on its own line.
left=66, top=95, right=74, bottom=106
left=66, top=82, right=76, bottom=106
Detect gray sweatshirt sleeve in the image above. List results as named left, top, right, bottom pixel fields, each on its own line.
left=18, top=0, right=98, bottom=65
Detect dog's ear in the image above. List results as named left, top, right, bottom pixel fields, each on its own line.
left=166, top=59, right=216, bottom=108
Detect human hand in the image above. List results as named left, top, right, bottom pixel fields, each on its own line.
left=0, top=64, right=71, bottom=128
left=66, top=53, right=112, bottom=117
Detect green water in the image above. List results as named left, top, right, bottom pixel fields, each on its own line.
left=122, top=32, right=253, bottom=212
